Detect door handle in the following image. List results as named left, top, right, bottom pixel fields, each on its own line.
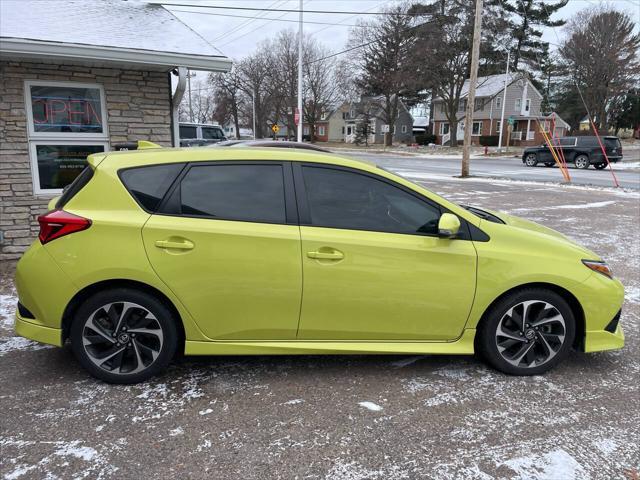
left=155, top=239, right=194, bottom=250
left=307, top=250, right=344, bottom=260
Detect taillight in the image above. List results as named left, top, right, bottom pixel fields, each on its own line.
left=38, top=209, right=91, bottom=244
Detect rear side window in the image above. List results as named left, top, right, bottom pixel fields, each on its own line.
left=179, top=126, right=197, bottom=139
left=120, top=163, right=183, bottom=212
left=179, top=164, right=286, bottom=224
left=55, top=166, right=94, bottom=209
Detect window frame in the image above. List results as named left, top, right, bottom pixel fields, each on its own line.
left=24, top=80, right=109, bottom=140
left=292, top=162, right=448, bottom=238
left=157, top=160, right=298, bottom=226
left=471, top=121, right=483, bottom=136
left=318, top=125, right=326, bottom=136
left=515, top=98, right=522, bottom=110
left=29, top=140, right=109, bottom=195
left=440, top=122, right=450, bottom=135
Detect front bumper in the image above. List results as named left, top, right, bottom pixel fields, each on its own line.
left=585, top=324, right=624, bottom=353
left=15, top=313, right=63, bottom=347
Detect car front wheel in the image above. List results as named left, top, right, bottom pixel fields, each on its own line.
left=574, top=155, right=590, bottom=169
left=477, top=288, right=575, bottom=376
left=70, top=289, right=178, bottom=384
left=524, top=153, right=538, bottom=167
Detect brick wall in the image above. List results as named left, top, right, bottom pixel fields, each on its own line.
left=0, top=60, right=173, bottom=260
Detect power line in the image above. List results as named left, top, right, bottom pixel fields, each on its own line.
left=171, top=8, right=361, bottom=26
left=209, top=0, right=287, bottom=43
left=156, top=2, right=424, bottom=15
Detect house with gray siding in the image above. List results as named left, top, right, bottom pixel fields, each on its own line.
left=432, top=73, right=569, bottom=146
left=0, top=0, right=231, bottom=260
left=342, top=96, right=414, bottom=144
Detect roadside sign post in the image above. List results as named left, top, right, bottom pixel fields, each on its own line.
left=271, top=124, right=280, bottom=140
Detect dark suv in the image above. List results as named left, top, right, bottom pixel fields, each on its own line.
left=522, top=136, right=623, bottom=169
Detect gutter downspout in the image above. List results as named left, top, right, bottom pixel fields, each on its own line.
left=171, top=67, right=187, bottom=147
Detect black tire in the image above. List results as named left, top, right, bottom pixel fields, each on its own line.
left=524, top=153, right=538, bottom=167
left=544, top=162, right=554, bottom=167
left=594, top=163, right=607, bottom=170
left=476, top=288, right=575, bottom=376
left=574, top=154, right=590, bottom=169
left=70, top=288, right=178, bottom=384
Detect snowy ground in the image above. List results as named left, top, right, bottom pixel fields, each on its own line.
left=1, top=177, right=638, bottom=479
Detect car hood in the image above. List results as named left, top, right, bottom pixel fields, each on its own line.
left=470, top=206, right=601, bottom=259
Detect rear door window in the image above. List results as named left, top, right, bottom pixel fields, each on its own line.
left=559, top=137, right=576, bottom=147
left=179, top=164, right=286, bottom=224
left=120, top=163, right=184, bottom=212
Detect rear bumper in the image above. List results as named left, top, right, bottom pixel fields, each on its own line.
left=15, top=313, right=63, bottom=347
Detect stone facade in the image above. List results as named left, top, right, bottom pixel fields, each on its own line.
left=0, top=60, right=173, bottom=260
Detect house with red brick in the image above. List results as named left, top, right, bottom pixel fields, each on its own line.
left=432, top=73, right=569, bottom=147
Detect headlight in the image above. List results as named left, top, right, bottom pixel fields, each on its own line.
left=582, top=260, right=613, bottom=279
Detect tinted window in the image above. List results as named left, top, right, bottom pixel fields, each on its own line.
left=179, top=126, right=197, bottom=139
left=558, top=137, right=576, bottom=147
left=120, top=163, right=183, bottom=211
left=180, top=164, right=286, bottom=223
left=202, top=127, right=224, bottom=140
left=577, top=137, right=598, bottom=147
left=302, top=167, right=441, bottom=235
left=604, top=137, right=621, bottom=150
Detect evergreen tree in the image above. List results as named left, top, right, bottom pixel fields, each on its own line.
left=503, top=0, right=568, bottom=71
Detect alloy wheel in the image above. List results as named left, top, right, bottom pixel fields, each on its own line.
left=82, top=302, right=164, bottom=375
left=525, top=154, right=537, bottom=166
left=575, top=156, right=589, bottom=169
left=495, top=300, right=566, bottom=368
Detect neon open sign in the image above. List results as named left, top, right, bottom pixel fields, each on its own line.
left=32, top=96, right=102, bottom=129
left=30, top=86, right=104, bottom=133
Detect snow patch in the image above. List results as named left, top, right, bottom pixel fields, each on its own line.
left=199, top=408, right=213, bottom=415
left=0, top=293, right=17, bottom=329
left=358, top=401, right=383, bottom=412
left=283, top=399, right=304, bottom=405
left=501, top=449, right=585, bottom=479
left=594, top=439, right=618, bottom=455
left=0, top=336, right=52, bottom=356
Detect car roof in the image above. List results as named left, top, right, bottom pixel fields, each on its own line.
left=213, top=140, right=330, bottom=152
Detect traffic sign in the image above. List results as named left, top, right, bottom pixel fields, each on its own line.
left=271, top=124, right=280, bottom=134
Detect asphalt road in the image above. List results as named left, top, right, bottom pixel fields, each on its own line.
left=342, top=151, right=640, bottom=190
left=1, top=176, right=639, bottom=479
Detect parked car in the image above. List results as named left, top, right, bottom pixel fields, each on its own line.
left=212, top=139, right=330, bottom=152
left=522, top=136, right=623, bottom=169
left=179, top=122, right=226, bottom=147
left=15, top=145, right=624, bottom=383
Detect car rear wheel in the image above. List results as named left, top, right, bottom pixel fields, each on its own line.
left=594, top=163, right=607, bottom=170
left=524, top=153, right=538, bottom=167
left=70, top=289, right=177, bottom=384
left=574, top=155, right=590, bottom=169
left=477, top=288, right=575, bottom=376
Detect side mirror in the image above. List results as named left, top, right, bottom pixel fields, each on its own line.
left=438, top=213, right=461, bottom=238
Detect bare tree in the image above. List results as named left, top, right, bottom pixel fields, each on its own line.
left=211, top=66, right=244, bottom=139
left=560, top=6, right=640, bottom=130
left=303, top=40, right=340, bottom=142
left=178, top=78, right=215, bottom=124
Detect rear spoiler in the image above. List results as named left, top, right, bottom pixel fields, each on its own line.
left=113, top=140, right=162, bottom=151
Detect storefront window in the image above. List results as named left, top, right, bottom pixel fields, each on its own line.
left=28, top=85, right=105, bottom=135
left=25, top=81, right=109, bottom=194
left=32, top=144, right=106, bottom=191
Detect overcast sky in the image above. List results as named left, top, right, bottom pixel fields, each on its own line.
left=162, top=0, right=640, bottom=62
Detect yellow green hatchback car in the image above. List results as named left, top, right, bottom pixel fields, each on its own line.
left=14, top=145, right=625, bottom=383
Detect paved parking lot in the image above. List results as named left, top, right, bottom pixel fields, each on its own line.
left=1, top=175, right=638, bottom=479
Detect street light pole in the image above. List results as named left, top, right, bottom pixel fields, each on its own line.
left=297, top=0, right=303, bottom=143
left=187, top=70, right=195, bottom=123
left=461, top=0, right=483, bottom=177
left=497, top=50, right=510, bottom=152
left=252, top=88, right=257, bottom=140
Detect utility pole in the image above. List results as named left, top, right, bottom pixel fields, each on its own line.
left=296, top=0, right=303, bottom=143
left=497, top=50, right=510, bottom=152
left=461, top=0, right=483, bottom=177
left=252, top=88, right=257, bottom=140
